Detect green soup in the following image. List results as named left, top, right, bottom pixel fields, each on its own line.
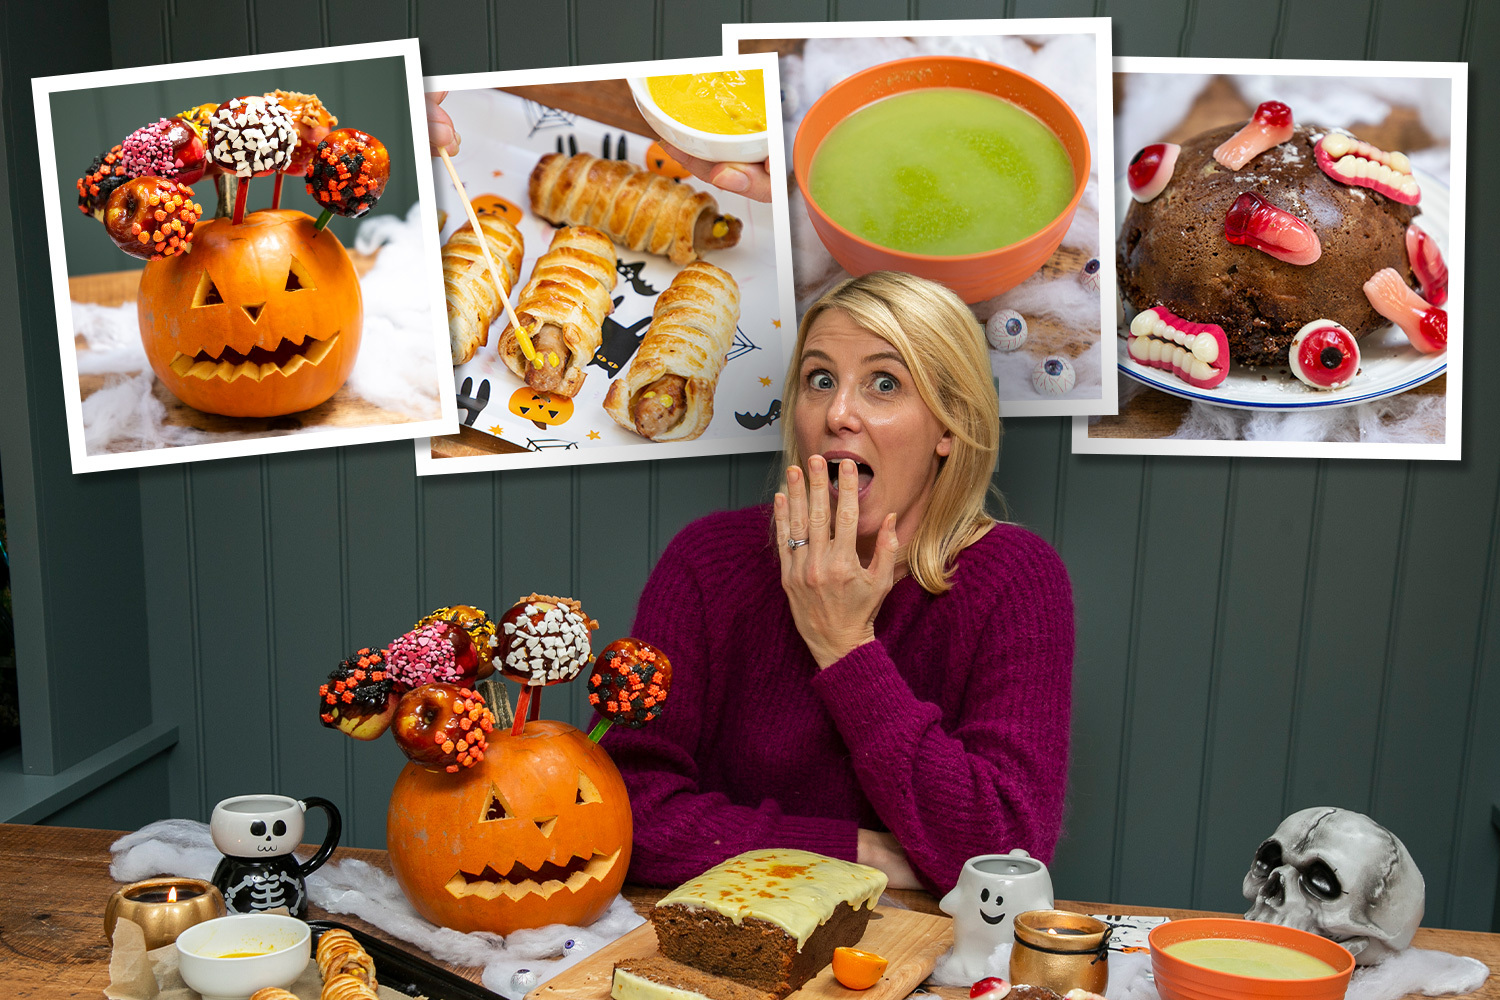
left=1163, top=938, right=1339, bottom=979
left=807, top=88, right=1076, bottom=256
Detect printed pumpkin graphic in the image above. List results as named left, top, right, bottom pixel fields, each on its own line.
left=136, top=210, right=363, bottom=418
left=386, top=719, right=632, bottom=934
left=509, top=386, right=574, bottom=427
left=645, top=141, right=693, bottom=180
left=472, top=194, right=524, bottom=227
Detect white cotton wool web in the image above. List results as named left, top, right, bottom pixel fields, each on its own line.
left=1169, top=393, right=1447, bottom=444
left=110, top=819, right=646, bottom=1000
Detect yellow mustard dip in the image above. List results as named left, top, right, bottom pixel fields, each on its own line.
left=1163, top=938, right=1338, bottom=979
left=647, top=71, right=767, bottom=135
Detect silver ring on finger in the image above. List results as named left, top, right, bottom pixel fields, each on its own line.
left=787, top=537, right=809, bottom=550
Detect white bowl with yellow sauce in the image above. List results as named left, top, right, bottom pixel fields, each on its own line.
left=175, top=913, right=311, bottom=1000
left=628, top=70, right=770, bottom=165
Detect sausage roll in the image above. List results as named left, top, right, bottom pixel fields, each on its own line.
left=443, top=211, right=525, bottom=364
left=249, top=990, right=301, bottom=1000
left=529, top=152, right=742, bottom=266
left=604, top=260, right=740, bottom=441
left=498, top=225, right=617, bottom=397
left=321, top=973, right=380, bottom=1000
left=315, top=927, right=377, bottom=989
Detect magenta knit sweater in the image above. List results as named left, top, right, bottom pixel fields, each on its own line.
left=599, top=505, right=1074, bottom=896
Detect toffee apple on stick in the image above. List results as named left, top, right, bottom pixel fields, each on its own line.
left=307, top=128, right=390, bottom=232
left=495, top=594, right=599, bottom=735
left=586, top=637, right=672, bottom=742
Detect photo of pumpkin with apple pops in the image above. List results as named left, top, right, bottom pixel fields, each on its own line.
left=84, top=92, right=391, bottom=419
left=317, top=597, right=674, bottom=936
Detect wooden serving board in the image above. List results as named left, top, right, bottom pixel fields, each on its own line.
left=529, top=906, right=954, bottom=1000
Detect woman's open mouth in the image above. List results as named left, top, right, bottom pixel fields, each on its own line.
left=823, top=454, right=874, bottom=500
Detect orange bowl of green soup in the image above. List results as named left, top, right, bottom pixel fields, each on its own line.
left=1150, top=918, right=1355, bottom=1000
left=793, top=55, right=1090, bottom=303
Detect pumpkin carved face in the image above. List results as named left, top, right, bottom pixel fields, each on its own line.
left=136, top=209, right=363, bottom=418
left=386, top=719, right=632, bottom=935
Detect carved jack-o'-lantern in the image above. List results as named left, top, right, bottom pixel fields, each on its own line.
left=386, top=719, right=632, bottom=935
left=137, top=209, right=362, bottom=418
left=509, top=387, right=574, bottom=427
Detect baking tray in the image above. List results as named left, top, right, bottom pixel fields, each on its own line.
left=309, top=919, right=502, bottom=1000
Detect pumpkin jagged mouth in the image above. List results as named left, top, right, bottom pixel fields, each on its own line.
left=167, top=331, right=340, bottom=382
left=444, top=848, right=621, bottom=901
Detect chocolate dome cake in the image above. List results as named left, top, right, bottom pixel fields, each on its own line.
left=1118, top=120, right=1425, bottom=370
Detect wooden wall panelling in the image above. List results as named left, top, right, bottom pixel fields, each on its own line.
left=420, top=474, right=496, bottom=616
left=732, top=453, right=778, bottom=509
left=660, top=0, right=743, bottom=58
left=1275, top=0, right=1375, bottom=59
left=1370, top=0, right=1473, bottom=60
left=250, top=0, right=328, bottom=50
left=747, top=0, right=828, bottom=24
left=140, top=466, right=203, bottom=819
left=415, top=0, right=492, bottom=74
left=188, top=458, right=277, bottom=802
left=323, top=0, right=411, bottom=47
left=835, top=0, right=911, bottom=22
left=1180, top=0, right=1284, bottom=57
left=912, top=1, right=1014, bottom=21
left=995, top=417, right=1067, bottom=543
left=165, top=1, right=251, bottom=60
left=577, top=0, right=657, bottom=64
left=39, top=755, right=173, bottom=830
left=108, top=0, right=169, bottom=67
left=651, top=456, right=735, bottom=564
left=1014, top=0, right=1099, bottom=17
left=1193, top=461, right=1319, bottom=913
left=1049, top=455, right=1146, bottom=901
left=342, top=441, right=423, bottom=846
left=266, top=450, right=347, bottom=838
left=490, top=2, right=574, bottom=71
left=1113, top=457, right=1231, bottom=908
left=1100, top=0, right=1194, bottom=57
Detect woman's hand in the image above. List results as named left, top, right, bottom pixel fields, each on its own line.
left=774, top=456, right=899, bottom=669
left=427, top=91, right=460, bottom=157
left=857, top=829, right=922, bottom=889
left=656, top=139, right=775, bottom=203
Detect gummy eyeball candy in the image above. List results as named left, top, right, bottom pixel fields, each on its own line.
left=1288, top=320, right=1360, bottom=390
left=1078, top=257, right=1101, bottom=293
left=985, top=309, right=1028, bottom=352
left=1128, top=142, right=1180, bottom=202
left=1031, top=355, right=1076, bottom=396
left=971, top=978, right=1011, bottom=1000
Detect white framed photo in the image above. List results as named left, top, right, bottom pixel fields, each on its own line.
left=35, top=39, right=456, bottom=474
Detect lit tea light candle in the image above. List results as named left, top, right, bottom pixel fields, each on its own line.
left=105, top=877, right=227, bottom=951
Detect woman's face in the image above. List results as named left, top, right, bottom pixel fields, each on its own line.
left=793, top=309, right=953, bottom=549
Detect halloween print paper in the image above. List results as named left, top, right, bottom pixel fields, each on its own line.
left=416, top=54, right=796, bottom=475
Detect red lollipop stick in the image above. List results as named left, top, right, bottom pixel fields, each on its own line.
left=511, top=687, right=532, bottom=737
left=272, top=172, right=284, bottom=210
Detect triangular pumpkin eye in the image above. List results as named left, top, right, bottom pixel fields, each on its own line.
left=192, top=270, right=224, bottom=307
left=576, top=769, right=602, bottom=805
left=481, top=787, right=515, bottom=822
left=286, top=256, right=316, bottom=292
left=242, top=302, right=265, bottom=323
left=535, top=816, right=558, bottom=837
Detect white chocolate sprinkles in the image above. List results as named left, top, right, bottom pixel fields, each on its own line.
left=208, top=96, right=298, bottom=177
left=502, top=601, right=593, bottom=685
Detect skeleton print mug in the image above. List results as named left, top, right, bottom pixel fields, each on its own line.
left=209, top=794, right=341, bottom=920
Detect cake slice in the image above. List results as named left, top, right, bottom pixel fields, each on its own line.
left=612, top=957, right=782, bottom=1000
left=649, top=849, right=888, bottom=997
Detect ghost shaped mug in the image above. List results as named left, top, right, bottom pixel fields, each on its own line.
left=209, top=794, right=341, bottom=919
left=939, top=850, right=1056, bottom=983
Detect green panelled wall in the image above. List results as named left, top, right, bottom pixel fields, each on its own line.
left=2, top=0, right=1497, bottom=935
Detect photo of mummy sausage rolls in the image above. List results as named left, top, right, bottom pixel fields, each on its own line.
left=528, top=152, right=742, bottom=266
left=603, top=260, right=740, bottom=441
left=498, top=226, right=618, bottom=397
left=442, top=212, right=525, bottom=364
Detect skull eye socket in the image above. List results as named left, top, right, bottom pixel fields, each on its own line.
left=250, top=821, right=266, bottom=836
left=1252, top=840, right=1283, bottom=877
left=1300, top=860, right=1341, bottom=900
left=272, top=820, right=287, bottom=836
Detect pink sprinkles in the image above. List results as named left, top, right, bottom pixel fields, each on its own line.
left=384, top=623, right=466, bottom=688
left=120, top=119, right=185, bottom=179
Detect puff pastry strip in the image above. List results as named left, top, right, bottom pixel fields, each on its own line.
left=322, top=973, right=380, bottom=1000
left=499, top=225, right=617, bottom=397
left=316, top=927, right=377, bottom=989
left=529, top=152, right=742, bottom=266
left=604, top=260, right=740, bottom=441
left=249, top=990, right=301, bottom=1000
left=443, top=211, right=525, bottom=364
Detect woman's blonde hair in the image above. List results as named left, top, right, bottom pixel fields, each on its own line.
left=780, top=271, right=1004, bottom=594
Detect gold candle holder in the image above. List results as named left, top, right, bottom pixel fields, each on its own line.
left=1009, top=909, right=1110, bottom=995
left=104, top=877, right=227, bottom=951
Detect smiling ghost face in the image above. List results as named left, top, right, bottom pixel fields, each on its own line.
left=137, top=209, right=363, bottom=418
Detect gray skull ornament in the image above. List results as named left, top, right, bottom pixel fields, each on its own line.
left=1242, top=807, right=1424, bottom=965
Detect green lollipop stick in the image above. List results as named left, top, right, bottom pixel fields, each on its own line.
left=313, top=207, right=335, bottom=233
left=588, top=718, right=613, bottom=743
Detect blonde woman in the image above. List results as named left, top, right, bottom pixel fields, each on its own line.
left=604, top=272, right=1074, bottom=894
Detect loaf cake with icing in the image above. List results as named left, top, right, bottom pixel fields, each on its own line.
left=618, top=849, right=888, bottom=1000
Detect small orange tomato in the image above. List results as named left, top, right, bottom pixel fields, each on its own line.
left=832, top=947, right=888, bottom=990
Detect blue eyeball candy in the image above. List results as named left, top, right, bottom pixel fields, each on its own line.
left=985, top=309, right=1028, bottom=352
left=1032, top=355, right=1076, bottom=396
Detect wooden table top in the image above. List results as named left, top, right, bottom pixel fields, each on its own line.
left=2, top=824, right=1495, bottom=1000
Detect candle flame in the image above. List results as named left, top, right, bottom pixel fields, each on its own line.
left=168, top=886, right=178, bottom=903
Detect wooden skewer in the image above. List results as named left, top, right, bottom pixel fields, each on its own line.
left=436, top=149, right=539, bottom=364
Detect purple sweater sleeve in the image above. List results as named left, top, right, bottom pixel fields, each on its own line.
left=602, top=530, right=860, bottom=886
left=810, top=531, right=1074, bottom=895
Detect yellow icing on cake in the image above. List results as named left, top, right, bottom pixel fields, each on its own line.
left=656, top=849, right=887, bottom=949
left=613, top=968, right=712, bottom=1000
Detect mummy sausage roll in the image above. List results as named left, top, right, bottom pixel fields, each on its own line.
left=442, top=212, right=525, bottom=364
left=529, top=152, right=741, bottom=266
left=499, top=226, right=617, bottom=397
left=316, top=928, right=377, bottom=989
left=603, top=260, right=740, bottom=441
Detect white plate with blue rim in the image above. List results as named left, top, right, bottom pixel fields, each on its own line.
left=1113, top=169, right=1448, bottom=410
